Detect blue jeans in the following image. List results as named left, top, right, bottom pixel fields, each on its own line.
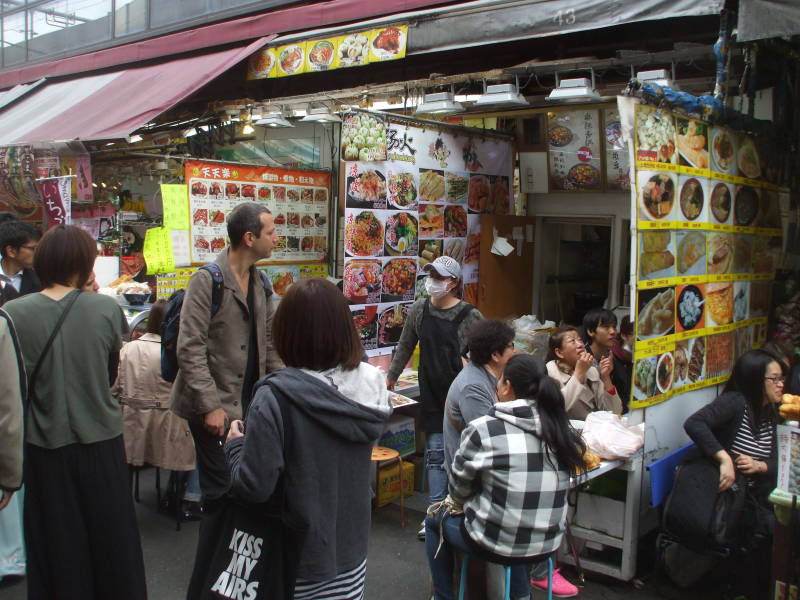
left=425, top=433, right=447, bottom=504
left=425, top=511, right=530, bottom=600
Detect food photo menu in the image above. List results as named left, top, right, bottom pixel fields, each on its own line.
left=185, top=161, right=330, bottom=265
left=627, top=103, right=783, bottom=409
left=341, top=111, right=514, bottom=356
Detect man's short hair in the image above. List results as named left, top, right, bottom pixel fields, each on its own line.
left=468, top=319, right=515, bottom=366
left=227, top=203, right=271, bottom=249
left=0, top=220, right=41, bottom=258
left=582, top=308, right=617, bottom=336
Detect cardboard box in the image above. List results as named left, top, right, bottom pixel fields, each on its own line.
left=375, top=461, right=415, bottom=507
left=378, top=414, right=415, bottom=457
left=572, top=491, right=625, bottom=538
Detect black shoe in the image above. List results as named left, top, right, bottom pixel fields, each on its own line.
left=182, top=502, right=203, bottom=521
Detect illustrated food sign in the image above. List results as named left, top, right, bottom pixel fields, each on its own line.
left=341, top=111, right=513, bottom=356
left=185, top=161, right=330, bottom=265
left=627, top=102, right=783, bottom=409
left=547, top=109, right=631, bottom=192
left=247, top=25, right=408, bottom=79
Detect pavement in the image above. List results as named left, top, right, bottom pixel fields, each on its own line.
left=0, top=467, right=721, bottom=600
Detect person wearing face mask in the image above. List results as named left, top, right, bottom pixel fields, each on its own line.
left=387, top=256, right=483, bottom=538
left=546, top=325, right=621, bottom=421
left=610, top=315, right=634, bottom=413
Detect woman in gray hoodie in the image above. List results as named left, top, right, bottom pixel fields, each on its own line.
left=225, top=278, right=392, bottom=599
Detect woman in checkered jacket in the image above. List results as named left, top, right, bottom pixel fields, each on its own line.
left=425, top=353, right=586, bottom=600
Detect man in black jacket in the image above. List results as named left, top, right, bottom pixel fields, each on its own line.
left=0, top=219, right=42, bottom=306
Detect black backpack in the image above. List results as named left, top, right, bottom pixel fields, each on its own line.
left=160, top=264, right=271, bottom=382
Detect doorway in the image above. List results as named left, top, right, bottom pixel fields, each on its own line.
left=537, top=216, right=613, bottom=326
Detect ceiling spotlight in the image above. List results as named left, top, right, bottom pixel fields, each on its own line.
left=255, top=111, right=294, bottom=128
left=301, top=106, right=342, bottom=123
left=637, top=68, right=679, bottom=90
left=414, top=91, right=463, bottom=115
left=241, top=123, right=255, bottom=135
left=182, top=126, right=198, bottom=137
left=474, top=80, right=529, bottom=107
left=546, top=71, right=603, bottom=103
left=126, top=134, right=143, bottom=143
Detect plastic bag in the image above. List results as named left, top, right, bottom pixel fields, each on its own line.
left=510, top=315, right=555, bottom=360
left=581, top=411, right=644, bottom=460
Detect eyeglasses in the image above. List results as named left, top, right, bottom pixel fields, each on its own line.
left=764, top=376, right=786, bottom=384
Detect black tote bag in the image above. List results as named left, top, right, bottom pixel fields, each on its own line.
left=187, top=392, right=299, bottom=600
left=186, top=497, right=297, bottom=600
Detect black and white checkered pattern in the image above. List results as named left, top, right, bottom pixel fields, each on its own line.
left=449, top=399, right=570, bottom=558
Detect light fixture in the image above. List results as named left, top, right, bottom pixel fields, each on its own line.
left=474, top=79, right=529, bottom=107
left=301, top=106, right=342, bottom=123
left=255, top=110, right=294, bottom=128
left=546, top=71, right=603, bottom=103
left=241, top=123, right=255, bottom=135
left=126, top=134, right=143, bottom=144
left=637, top=68, right=679, bottom=90
left=414, top=91, right=463, bottom=115
left=182, top=126, right=198, bottom=137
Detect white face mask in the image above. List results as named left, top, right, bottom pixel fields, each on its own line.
left=424, top=276, right=450, bottom=298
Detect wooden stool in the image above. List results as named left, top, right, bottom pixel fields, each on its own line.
left=371, top=446, right=405, bottom=527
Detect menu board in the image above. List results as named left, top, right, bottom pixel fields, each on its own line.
left=247, top=25, right=408, bottom=80
left=341, top=111, right=513, bottom=356
left=156, top=263, right=327, bottom=301
left=627, top=102, right=783, bottom=409
left=547, top=110, right=602, bottom=191
left=776, top=424, right=800, bottom=495
left=185, top=161, right=330, bottom=265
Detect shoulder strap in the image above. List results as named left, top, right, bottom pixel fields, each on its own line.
left=258, top=270, right=273, bottom=299
left=0, top=308, right=26, bottom=403
left=452, top=303, right=475, bottom=326
left=29, top=290, right=81, bottom=400
left=199, top=263, right=225, bottom=318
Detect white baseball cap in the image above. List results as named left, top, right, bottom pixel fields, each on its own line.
left=423, top=255, right=461, bottom=280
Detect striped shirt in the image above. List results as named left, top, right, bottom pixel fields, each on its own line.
left=294, top=559, right=367, bottom=600
left=729, top=404, right=773, bottom=460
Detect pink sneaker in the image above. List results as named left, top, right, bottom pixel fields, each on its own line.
left=530, top=568, right=578, bottom=598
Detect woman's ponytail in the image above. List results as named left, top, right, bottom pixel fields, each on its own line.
left=502, top=354, right=586, bottom=475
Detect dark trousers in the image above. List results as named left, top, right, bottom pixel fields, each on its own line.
left=24, top=436, right=147, bottom=600
left=188, top=419, right=230, bottom=501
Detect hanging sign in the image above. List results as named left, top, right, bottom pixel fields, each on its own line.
left=184, top=161, right=331, bottom=265
left=38, top=176, right=72, bottom=227
left=247, top=25, right=408, bottom=80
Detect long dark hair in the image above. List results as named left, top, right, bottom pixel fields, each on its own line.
left=724, top=349, right=783, bottom=426
left=501, top=353, right=586, bottom=475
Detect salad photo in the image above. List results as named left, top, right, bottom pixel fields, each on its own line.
left=387, top=172, right=417, bottom=209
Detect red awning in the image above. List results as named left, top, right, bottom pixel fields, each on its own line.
left=0, top=37, right=272, bottom=145
left=0, top=0, right=455, bottom=89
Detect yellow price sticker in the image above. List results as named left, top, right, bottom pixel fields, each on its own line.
left=144, top=227, right=175, bottom=275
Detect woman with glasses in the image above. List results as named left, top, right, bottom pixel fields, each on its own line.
left=684, top=349, right=782, bottom=496
left=545, top=325, right=622, bottom=420
left=683, top=349, right=783, bottom=597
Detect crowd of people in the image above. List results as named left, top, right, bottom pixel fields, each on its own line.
left=0, top=202, right=786, bottom=600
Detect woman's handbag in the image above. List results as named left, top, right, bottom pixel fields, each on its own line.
left=662, top=450, right=746, bottom=549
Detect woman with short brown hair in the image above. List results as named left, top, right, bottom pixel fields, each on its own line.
left=224, top=278, right=391, bottom=599
left=3, top=225, right=146, bottom=599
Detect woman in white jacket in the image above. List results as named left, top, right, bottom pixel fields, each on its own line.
left=546, top=325, right=622, bottom=420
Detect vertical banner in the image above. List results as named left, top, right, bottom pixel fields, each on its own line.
left=340, top=111, right=513, bottom=356
left=621, top=98, right=783, bottom=410
left=38, top=176, right=72, bottom=227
